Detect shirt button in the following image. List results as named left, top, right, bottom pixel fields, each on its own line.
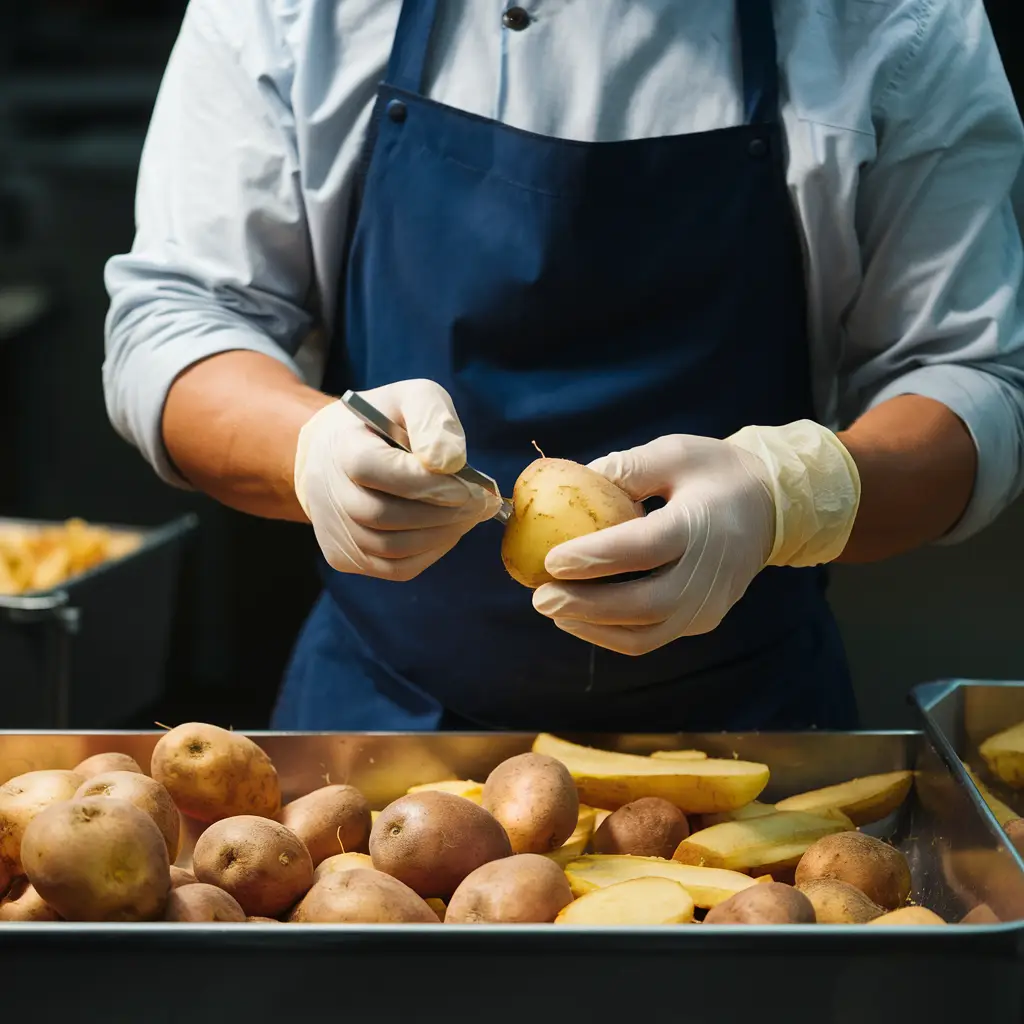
left=748, top=137, right=768, bottom=158
left=386, top=99, right=407, bottom=123
left=502, top=7, right=530, bottom=30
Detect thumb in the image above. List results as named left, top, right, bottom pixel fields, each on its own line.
left=587, top=436, right=680, bottom=501
left=369, top=379, right=468, bottom=475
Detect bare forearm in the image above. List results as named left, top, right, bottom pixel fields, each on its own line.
left=835, top=395, right=977, bottom=563
left=162, top=351, right=334, bottom=521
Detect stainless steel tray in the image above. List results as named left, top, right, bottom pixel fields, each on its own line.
left=2, top=729, right=1023, bottom=1024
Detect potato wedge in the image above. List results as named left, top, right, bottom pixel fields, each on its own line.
left=545, top=805, right=599, bottom=867
left=532, top=734, right=769, bottom=813
left=649, top=750, right=708, bottom=762
left=555, top=876, right=694, bottom=926
left=563, top=854, right=758, bottom=909
left=406, top=780, right=484, bottom=804
left=980, top=720, right=1024, bottom=789
left=963, top=764, right=1019, bottom=827
left=867, top=906, right=946, bottom=927
left=700, top=801, right=777, bottom=827
left=672, top=810, right=853, bottom=874
left=774, top=771, right=913, bottom=826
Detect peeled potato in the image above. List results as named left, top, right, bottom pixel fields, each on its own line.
left=960, top=903, right=1000, bottom=925
left=867, top=906, right=945, bottom=926
left=704, top=882, right=816, bottom=925
left=774, top=771, right=913, bottom=826
left=289, top=868, right=438, bottom=924
left=406, top=780, right=484, bottom=804
left=164, top=883, right=246, bottom=923
left=592, top=797, right=689, bottom=859
left=501, top=457, right=641, bottom=588
left=279, top=784, right=372, bottom=866
left=555, top=876, right=694, bottom=926
left=313, top=852, right=375, bottom=883
left=964, top=764, right=1019, bottom=827
left=545, top=805, right=599, bottom=867
left=794, top=832, right=911, bottom=910
left=980, top=720, right=1024, bottom=789
left=73, top=752, right=144, bottom=779
left=75, top=771, right=181, bottom=861
left=796, top=878, right=885, bottom=924
left=699, top=801, right=777, bottom=828
left=564, top=854, right=758, bottom=909
left=445, top=853, right=574, bottom=924
left=0, top=878, right=61, bottom=921
left=0, top=769, right=85, bottom=882
left=649, top=750, right=709, bottom=762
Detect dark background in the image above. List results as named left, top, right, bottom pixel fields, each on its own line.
left=0, top=1, right=1020, bottom=730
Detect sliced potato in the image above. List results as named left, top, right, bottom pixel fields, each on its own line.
left=700, top=801, right=777, bottom=827
left=532, top=734, right=769, bottom=813
left=866, top=906, right=946, bottom=927
left=980, top=721, right=1024, bottom=789
left=672, top=810, right=853, bottom=874
left=406, top=780, right=484, bottom=804
left=545, top=805, right=599, bottom=868
left=564, top=854, right=758, bottom=909
left=774, top=771, right=913, bottom=826
left=963, top=764, right=1019, bottom=827
left=555, top=876, right=694, bottom=926
left=649, top=750, right=708, bottom=762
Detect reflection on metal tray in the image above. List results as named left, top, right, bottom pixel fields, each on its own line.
left=1, top=729, right=1023, bottom=1023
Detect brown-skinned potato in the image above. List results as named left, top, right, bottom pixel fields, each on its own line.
left=796, top=878, right=885, bottom=923
left=279, top=784, right=372, bottom=865
left=163, top=883, right=246, bottom=923
left=794, top=832, right=911, bottom=910
left=75, top=771, right=181, bottom=862
left=592, top=797, right=689, bottom=859
left=73, top=752, right=144, bottom=779
left=0, top=878, right=62, bottom=921
left=169, top=865, right=198, bottom=889
left=445, top=853, right=574, bottom=924
left=289, top=868, right=438, bottom=924
left=0, top=770, right=86, bottom=882
left=703, top=882, right=816, bottom=925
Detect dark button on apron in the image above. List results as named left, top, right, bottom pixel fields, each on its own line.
left=386, top=99, right=407, bottom=123
left=502, top=7, right=531, bottom=31
left=273, top=0, right=857, bottom=734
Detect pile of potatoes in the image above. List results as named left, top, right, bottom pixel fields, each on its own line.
left=0, top=725, right=973, bottom=926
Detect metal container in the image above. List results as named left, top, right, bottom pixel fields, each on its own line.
left=0, top=515, right=196, bottom=727
left=1, top=728, right=1023, bottom=1023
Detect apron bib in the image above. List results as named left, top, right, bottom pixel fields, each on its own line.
left=273, top=0, right=857, bottom=732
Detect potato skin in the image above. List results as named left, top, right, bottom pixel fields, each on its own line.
left=170, top=865, right=198, bottom=889
left=73, top=752, right=144, bottom=779
left=796, top=878, right=884, bottom=924
left=482, top=753, right=579, bottom=855
left=150, top=723, right=280, bottom=823
left=794, top=832, right=911, bottom=910
left=369, top=791, right=512, bottom=899
left=0, top=878, right=61, bottom=921
left=0, top=770, right=85, bottom=882
left=703, top=882, right=816, bottom=925
left=445, top=853, right=574, bottom=924
left=75, top=771, right=181, bottom=861
left=313, top=852, right=375, bottom=883
left=21, top=797, right=170, bottom=922
left=193, top=815, right=313, bottom=918
left=289, top=868, right=438, bottom=924
left=164, top=883, right=246, bottom=923
left=1003, top=817, right=1024, bottom=858
left=592, top=797, right=689, bottom=859
left=279, top=784, right=372, bottom=865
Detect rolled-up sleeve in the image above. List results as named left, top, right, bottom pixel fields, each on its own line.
left=103, top=0, right=314, bottom=486
left=839, top=0, right=1024, bottom=544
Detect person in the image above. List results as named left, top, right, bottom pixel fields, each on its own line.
left=104, top=0, right=1024, bottom=733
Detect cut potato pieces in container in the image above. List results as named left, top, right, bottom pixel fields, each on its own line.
left=979, top=720, right=1024, bottom=789
left=555, top=876, right=694, bottom=926
left=774, top=771, right=913, bottom=826
left=866, top=906, right=946, bottom=927
left=545, top=805, right=599, bottom=867
left=649, top=750, right=708, bottom=762
left=405, top=780, right=484, bottom=804
left=532, top=733, right=769, bottom=813
left=700, top=801, right=777, bottom=827
left=563, top=854, right=758, bottom=909
left=962, top=764, right=1019, bottom=827
left=672, top=810, right=853, bottom=874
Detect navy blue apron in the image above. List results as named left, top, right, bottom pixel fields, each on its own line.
left=273, top=0, right=858, bottom=733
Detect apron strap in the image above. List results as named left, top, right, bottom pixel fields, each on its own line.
left=737, top=0, right=781, bottom=126
left=384, top=0, right=440, bottom=94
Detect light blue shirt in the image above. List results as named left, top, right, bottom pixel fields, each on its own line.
left=104, top=0, right=1024, bottom=543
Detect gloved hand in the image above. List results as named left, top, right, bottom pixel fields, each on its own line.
left=532, top=421, right=861, bottom=655
left=294, top=380, right=501, bottom=581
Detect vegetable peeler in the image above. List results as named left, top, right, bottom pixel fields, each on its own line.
left=341, top=390, right=513, bottom=523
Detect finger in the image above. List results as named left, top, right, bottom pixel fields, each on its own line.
left=585, top=435, right=687, bottom=501
left=338, top=518, right=474, bottom=561
left=363, top=380, right=468, bottom=475
left=342, top=477, right=499, bottom=530
left=533, top=571, right=678, bottom=627
left=545, top=506, right=688, bottom=580
left=318, top=521, right=467, bottom=582
left=551, top=618, right=672, bottom=658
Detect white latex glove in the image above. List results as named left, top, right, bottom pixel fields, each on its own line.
left=294, top=380, right=501, bottom=581
left=532, top=421, right=860, bottom=656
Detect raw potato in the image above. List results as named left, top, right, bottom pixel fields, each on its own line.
left=964, top=764, right=1019, bottom=826
left=704, top=882, right=816, bottom=925
left=406, top=780, right=484, bottom=803
left=289, top=868, right=437, bottom=924
left=193, top=815, right=313, bottom=918
left=564, top=854, right=758, bottom=909
left=170, top=865, right=198, bottom=889
left=150, top=722, right=281, bottom=823
left=1003, top=817, right=1024, bottom=857
left=21, top=797, right=170, bottom=921
left=369, top=790, right=512, bottom=899
left=980, top=720, right=1024, bottom=788
left=445, top=853, right=573, bottom=924
left=673, top=811, right=853, bottom=874
left=73, top=752, right=144, bottom=778
left=794, top=832, right=911, bottom=910
left=700, top=801, right=777, bottom=828
left=960, top=903, right=1000, bottom=925
left=774, top=771, right=913, bottom=826
left=556, top=876, right=694, bottom=926
left=531, top=734, right=769, bottom=814
left=546, top=805, right=599, bottom=867
left=649, top=750, right=709, bottom=761
left=313, top=852, right=375, bottom=883
left=0, top=769, right=85, bottom=881
left=279, top=784, right=372, bottom=865
left=592, top=797, right=689, bottom=858
left=247, top=916, right=281, bottom=923
left=796, top=878, right=884, bottom=924
left=501, top=457, right=642, bottom=589
left=0, top=878, right=61, bottom=921
left=164, top=882, right=246, bottom=923
left=75, top=770, right=181, bottom=861
left=482, top=753, right=579, bottom=855
left=426, top=898, right=447, bottom=921
left=867, top=906, right=946, bottom=926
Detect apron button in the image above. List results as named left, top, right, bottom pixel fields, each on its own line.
left=748, top=137, right=768, bottom=158
left=502, top=7, right=531, bottom=30
left=387, top=99, right=408, bottom=123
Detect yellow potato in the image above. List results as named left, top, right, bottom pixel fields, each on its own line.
left=703, top=882, right=816, bottom=925
left=532, top=733, right=769, bottom=814
left=796, top=878, right=884, bottom=923
left=774, top=771, right=913, bottom=826
left=545, top=805, right=599, bottom=867
left=555, top=876, right=694, bottom=926
left=564, top=854, right=758, bottom=909
left=0, top=769, right=85, bottom=881
left=794, top=832, right=911, bottom=910
left=406, top=780, right=484, bottom=803
left=980, top=720, right=1024, bottom=788
left=672, top=811, right=853, bottom=874
left=313, top=852, right=375, bottom=884
left=866, top=906, right=946, bottom=926
left=963, top=764, right=1019, bottom=827
left=501, top=458, right=641, bottom=588
left=699, top=801, right=777, bottom=828
left=649, top=750, right=709, bottom=761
